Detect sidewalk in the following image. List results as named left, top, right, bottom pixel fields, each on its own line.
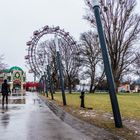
left=39, top=95, right=124, bottom=140
left=0, top=92, right=94, bottom=140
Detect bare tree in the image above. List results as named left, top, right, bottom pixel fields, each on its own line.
left=41, top=39, right=80, bottom=93
left=48, top=40, right=60, bottom=91
left=0, top=54, right=7, bottom=71
left=84, top=0, right=140, bottom=88
left=134, top=52, right=140, bottom=78
left=59, top=39, right=80, bottom=93
left=36, top=40, right=59, bottom=91
left=80, top=31, right=105, bottom=93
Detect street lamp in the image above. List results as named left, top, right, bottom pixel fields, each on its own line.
left=33, top=73, right=36, bottom=82
left=46, top=58, right=54, bottom=100
left=41, top=50, right=48, bottom=97
left=42, top=64, right=47, bottom=96
left=92, top=0, right=122, bottom=128
left=39, top=76, right=44, bottom=93
left=55, top=35, right=67, bottom=105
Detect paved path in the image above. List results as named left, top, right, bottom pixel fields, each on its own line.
left=0, top=92, right=124, bottom=140
left=0, top=92, right=93, bottom=140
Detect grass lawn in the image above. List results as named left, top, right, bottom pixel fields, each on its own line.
left=43, top=92, right=140, bottom=139
left=52, top=92, right=140, bottom=120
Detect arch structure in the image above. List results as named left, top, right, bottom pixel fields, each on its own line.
left=0, top=66, right=26, bottom=93
left=25, top=25, right=78, bottom=79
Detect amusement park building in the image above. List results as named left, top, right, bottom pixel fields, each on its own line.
left=0, top=66, right=26, bottom=91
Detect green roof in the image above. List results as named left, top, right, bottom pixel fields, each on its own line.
left=9, top=66, right=23, bottom=72
left=0, top=69, right=9, bottom=73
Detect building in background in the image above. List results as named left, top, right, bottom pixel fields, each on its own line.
left=118, top=82, right=130, bottom=93
left=0, top=66, right=26, bottom=92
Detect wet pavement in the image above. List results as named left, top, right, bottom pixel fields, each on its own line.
left=0, top=92, right=93, bottom=140
left=40, top=96, right=124, bottom=140
left=0, top=92, right=124, bottom=140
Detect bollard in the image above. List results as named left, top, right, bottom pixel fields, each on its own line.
left=80, top=91, right=85, bottom=108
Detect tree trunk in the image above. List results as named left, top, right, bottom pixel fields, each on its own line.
left=89, top=83, right=93, bottom=93
left=66, top=71, right=72, bottom=94
left=68, top=83, right=72, bottom=94
left=115, top=79, right=120, bottom=93
left=92, top=85, right=97, bottom=93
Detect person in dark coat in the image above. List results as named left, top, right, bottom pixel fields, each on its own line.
left=1, top=79, right=10, bottom=106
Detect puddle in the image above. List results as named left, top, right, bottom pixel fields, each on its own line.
left=0, top=99, right=26, bottom=104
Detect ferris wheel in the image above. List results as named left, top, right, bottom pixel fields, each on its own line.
left=25, top=25, right=78, bottom=78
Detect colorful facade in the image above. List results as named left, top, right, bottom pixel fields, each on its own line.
left=118, top=83, right=130, bottom=93
left=0, top=66, right=26, bottom=92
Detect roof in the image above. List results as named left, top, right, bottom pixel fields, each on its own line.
left=0, top=69, right=9, bottom=73
left=9, top=66, right=23, bottom=72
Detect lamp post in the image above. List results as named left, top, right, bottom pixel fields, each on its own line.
left=46, top=58, right=54, bottom=100
left=34, top=73, right=36, bottom=82
left=44, top=73, right=48, bottom=97
left=39, top=76, right=44, bottom=93
left=92, top=0, right=122, bottom=128
left=55, top=35, right=67, bottom=105
left=42, top=46, right=49, bottom=97
left=41, top=70, right=48, bottom=96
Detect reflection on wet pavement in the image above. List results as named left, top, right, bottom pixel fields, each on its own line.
left=1, top=112, right=10, bottom=129
left=0, top=92, right=94, bottom=140
left=0, top=97, right=26, bottom=104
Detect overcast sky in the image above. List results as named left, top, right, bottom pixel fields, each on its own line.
left=0, top=0, right=140, bottom=81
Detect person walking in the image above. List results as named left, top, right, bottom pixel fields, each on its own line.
left=1, top=79, right=10, bottom=106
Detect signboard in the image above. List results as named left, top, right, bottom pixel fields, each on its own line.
left=13, top=70, right=21, bottom=81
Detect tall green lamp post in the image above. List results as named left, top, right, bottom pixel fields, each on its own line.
left=46, top=58, right=54, bottom=100
left=55, top=35, right=67, bottom=105
left=43, top=59, right=48, bottom=97
left=44, top=73, right=48, bottom=97
left=92, top=0, right=122, bottom=127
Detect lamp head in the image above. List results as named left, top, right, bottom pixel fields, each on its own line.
left=92, top=0, right=99, bottom=7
